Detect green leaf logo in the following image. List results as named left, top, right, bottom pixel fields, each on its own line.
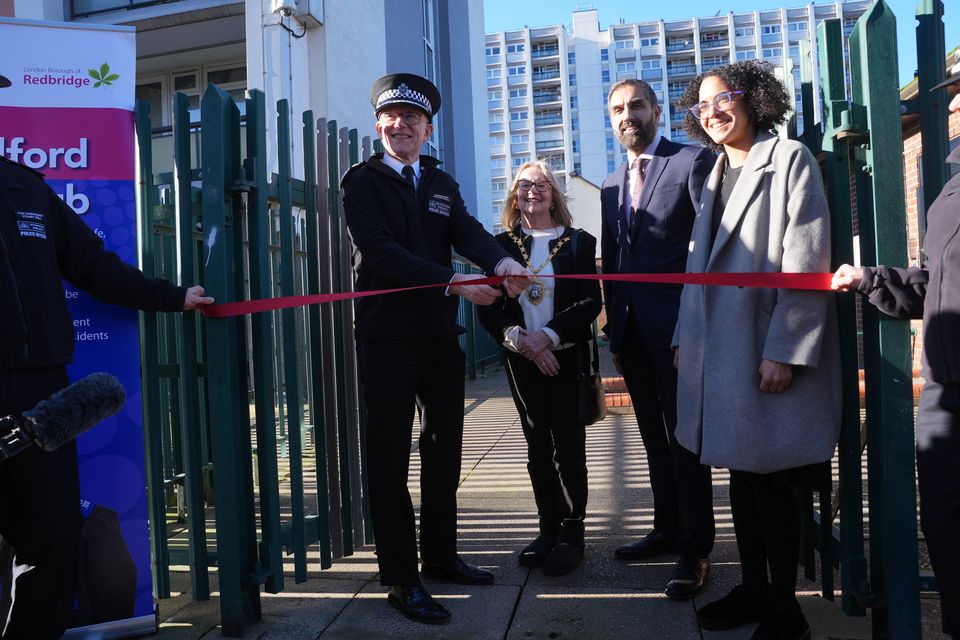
left=88, top=63, right=119, bottom=88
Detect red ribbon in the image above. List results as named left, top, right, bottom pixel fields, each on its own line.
left=200, top=272, right=833, bottom=319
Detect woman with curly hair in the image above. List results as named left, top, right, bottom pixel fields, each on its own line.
left=671, top=60, right=840, bottom=639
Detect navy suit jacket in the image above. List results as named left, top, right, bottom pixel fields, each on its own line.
left=600, top=137, right=715, bottom=353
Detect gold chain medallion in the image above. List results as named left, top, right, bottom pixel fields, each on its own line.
left=507, top=229, right=569, bottom=306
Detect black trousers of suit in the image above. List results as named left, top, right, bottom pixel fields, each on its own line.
left=916, top=381, right=960, bottom=638
left=503, top=347, right=587, bottom=529
left=619, top=326, right=715, bottom=557
left=356, top=338, right=465, bottom=586
left=0, top=366, right=81, bottom=640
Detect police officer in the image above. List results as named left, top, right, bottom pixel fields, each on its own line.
left=0, top=154, right=212, bottom=639
left=341, top=73, right=529, bottom=624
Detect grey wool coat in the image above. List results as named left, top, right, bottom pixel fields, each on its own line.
left=672, top=132, right=841, bottom=474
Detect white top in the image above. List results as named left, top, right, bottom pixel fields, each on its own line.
left=503, top=225, right=565, bottom=353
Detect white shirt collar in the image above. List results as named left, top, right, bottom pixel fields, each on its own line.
left=627, top=134, right=663, bottom=165
left=382, top=153, right=421, bottom=180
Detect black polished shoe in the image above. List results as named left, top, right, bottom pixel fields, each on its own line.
left=519, top=532, right=557, bottom=568
left=387, top=584, right=451, bottom=625
left=751, top=600, right=811, bottom=640
left=613, top=530, right=676, bottom=560
left=697, top=583, right=769, bottom=630
left=664, top=555, right=709, bottom=600
left=421, top=556, right=495, bottom=585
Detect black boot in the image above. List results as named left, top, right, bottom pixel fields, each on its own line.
left=750, top=599, right=810, bottom=640
left=543, top=519, right=584, bottom=576
left=519, top=519, right=557, bottom=568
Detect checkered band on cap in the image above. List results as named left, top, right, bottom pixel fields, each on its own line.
left=376, top=83, right=432, bottom=115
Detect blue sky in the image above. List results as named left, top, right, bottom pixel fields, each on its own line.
left=483, top=0, right=959, bottom=87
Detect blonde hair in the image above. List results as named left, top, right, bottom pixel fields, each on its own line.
left=500, top=160, right=573, bottom=231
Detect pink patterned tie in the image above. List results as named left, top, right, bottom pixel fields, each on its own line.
left=630, top=158, right=647, bottom=227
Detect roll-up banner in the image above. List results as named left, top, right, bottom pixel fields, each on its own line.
left=0, top=18, right=157, bottom=638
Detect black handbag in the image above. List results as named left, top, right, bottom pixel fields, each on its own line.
left=577, top=324, right=606, bottom=425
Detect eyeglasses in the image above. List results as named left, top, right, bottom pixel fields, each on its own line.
left=689, top=90, right=744, bottom=119
left=377, top=111, right=424, bottom=125
left=517, top=180, right=551, bottom=193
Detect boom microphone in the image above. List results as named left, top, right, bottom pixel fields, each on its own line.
left=0, top=373, right=126, bottom=460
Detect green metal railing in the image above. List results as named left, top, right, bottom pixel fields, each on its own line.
left=135, top=85, right=501, bottom=635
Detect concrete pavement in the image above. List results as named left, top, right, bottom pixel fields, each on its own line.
left=143, top=358, right=944, bottom=639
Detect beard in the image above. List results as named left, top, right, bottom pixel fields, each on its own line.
left=613, top=117, right=657, bottom=151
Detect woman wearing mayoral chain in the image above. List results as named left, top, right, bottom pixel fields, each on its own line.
left=478, top=161, right=601, bottom=576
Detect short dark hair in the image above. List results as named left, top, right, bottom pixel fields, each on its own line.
left=607, top=78, right=659, bottom=110
left=678, top=60, right=792, bottom=151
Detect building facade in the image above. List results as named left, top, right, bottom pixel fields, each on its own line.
left=1, top=0, right=491, bottom=224
left=484, top=2, right=871, bottom=231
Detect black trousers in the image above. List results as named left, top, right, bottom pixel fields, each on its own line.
left=916, top=381, right=960, bottom=638
left=729, top=469, right=804, bottom=606
left=0, top=366, right=80, bottom=640
left=357, top=338, right=465, bottom=586
left=503, top=347, right=587, bottom=530
left=619, top=329, right=715, bottom=557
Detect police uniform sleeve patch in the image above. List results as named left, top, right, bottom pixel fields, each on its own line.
left=16, top=211, right=47, bottom=239
left=427, top=195, right=451, bottom=217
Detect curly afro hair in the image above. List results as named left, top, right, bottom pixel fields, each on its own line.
left=678, top=60, right=792, bottom=151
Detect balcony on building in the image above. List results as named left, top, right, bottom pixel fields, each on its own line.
left=491, top=166, right=507, bottom=179
left=535, top=139, right=564, bottom=153
left=614, top=47, right=636, bottom=62
left=533, top=91, right=562, bottom=106
left=666, top=60, right=697, bottom=76
left=670, top=127, right=689, bottom=143
left=507, top=74, right=527, bottom=86
left=489, top=122, right=505, bottom=133
left=700, top=34, right=730, bottom=51
left=532, top=65, right=561, bottom=83
left=534, top=111, right=563, bottom=128
left=641, top=67, right=663, bottom=81
left=531, top=42, right=560, bottom=60
left=490, top=144, right=506, bottom=156
left=701, top=56, right=730, bottom=72
left=487, top=76, right=503, bottom=87
left=665, top=36, right=694, bottom=54
left=488, top=99, right=504, bottom=110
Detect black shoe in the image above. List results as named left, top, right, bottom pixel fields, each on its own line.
left=421, top=556, right=495, bottom=585
left=696, top=583, right=769, bottom=631
left=613, top=530, right=676, bottom=560
left=664, top=555, right=709, bottom=600
left=519, top=533, right=557, bottom=568
left=542, top=543, right=583, bottom=576
left=751, top=600, right=811, bottom=640
left=387, top=584, right=451, bottom=625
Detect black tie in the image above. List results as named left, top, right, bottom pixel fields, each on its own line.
left=402, top=165, right=416, bottom=190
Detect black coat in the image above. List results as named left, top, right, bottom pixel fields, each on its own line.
left=0, top=157, right=186, bottom=369
left=477, top=227, right=601, bottom=349
left=858, top=145, right=960, bottom=383
left=342, top=154, right=509, bottom=341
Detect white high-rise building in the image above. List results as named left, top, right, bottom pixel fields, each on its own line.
left=484, top=1, right=871, bottom=231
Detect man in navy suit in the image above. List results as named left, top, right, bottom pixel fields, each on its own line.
left=601, top=78, right=715, bottom=600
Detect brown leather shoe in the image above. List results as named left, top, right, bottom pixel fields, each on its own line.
left=665, top=555, right=709, bottom=600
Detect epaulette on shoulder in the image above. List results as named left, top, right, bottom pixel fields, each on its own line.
left=340, top=160, right=369, bottom=189
left=0, top=156, right=46, bottom=180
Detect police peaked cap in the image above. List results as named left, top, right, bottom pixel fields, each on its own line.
left=0, top=74, right=11, bottom=89
left=371, top=73, right=441, bottom=120
left=932, top=51, right=960, bottom=92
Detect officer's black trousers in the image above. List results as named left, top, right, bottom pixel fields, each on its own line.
left=357, top=338, right=465, bottom=586
left=0, top=367, right=80, bottom=640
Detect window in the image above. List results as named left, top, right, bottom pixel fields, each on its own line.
left=487, top=68, right=502, bottom=79
left=507, top=43, right=525, bottom=53
left=509, top=88, right=527, bottom=98
left=568, top=73, right=576, bottom=84
left=489, top=134, right=504, bottom=145
left=511, top=134, right=529, bottom=143
left=488, top=90, right=502, bottom=100
left=641, top=59, right=660, bottom=70
left=761, top=24, right=781, bottom=35
left=570, top=96, right=578, bottom=109
left=135, top=63, right=247, bottom=127
left=607, top=158, right=617, bottom=173
left=762, top=47, right=782, bottom=59
left=492, top=179, right=507, bottom=191
left=639, top=36, right=659, bottom=47
left=615, top=39, right=635, bottom=50
left=788, top=21, right=808, bottom=32
left=736, top=50, right=757, bottom=60
left=486, top=46, right=501, bottom=56
left=510, top=111, right=529, bottom=121
left=649, top=81, right=662, bottom=92
left=601, top=48, right=609, bottom=61
left=616, top=62, right=636, bottom=72
left=789, top=45, right=800, bottom=57
left=571, top=117, right=579, bottom=131
left=512, top=155, right=530, bottom=167
left=568, top=52, right=576, bottom=65
left=490, top=112, right=504, bottom=123
left=601, top=69, right=610, bottom=82
left=735, top=27, right=755, bottom=37
left=605, top=134, right=615, bottom=151
left=508, top=65, right=526, bottom=76
left=491, top=157, right=506, bottom=169
left=701, top=32, right=725, bottom=42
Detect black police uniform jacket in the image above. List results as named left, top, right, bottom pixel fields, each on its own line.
left=857, top=145, right=960, bottom=383
left=0, top=157, right=187, bottom=369
left=342, top=153, right=509, bottom=341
